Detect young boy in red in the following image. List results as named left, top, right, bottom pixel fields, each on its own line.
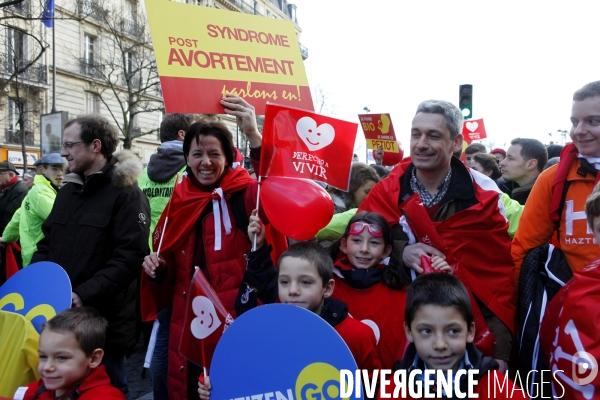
left=198, top=211, right=382, bottom=399
left=15, top=307, right=124, bottom=400
left=387, top=273, right=527, bottom=399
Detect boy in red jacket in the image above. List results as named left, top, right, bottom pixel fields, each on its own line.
left=198, top=211, right=382, bottom=399
left=386, top=273, right=527, bottom=399
left=15, top=307, right=124, bottom=400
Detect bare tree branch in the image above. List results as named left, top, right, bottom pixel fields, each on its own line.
left=86, top=0, right=163, bottom=149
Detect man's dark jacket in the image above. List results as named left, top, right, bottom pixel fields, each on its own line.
left=32, top=151, right=150, bottom=351
left=0, top=179, right=27, bottom=233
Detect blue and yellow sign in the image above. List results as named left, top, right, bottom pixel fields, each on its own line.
left=0, top=262, right=71, bottom=332
left=210, top=304, right=362, bottom=400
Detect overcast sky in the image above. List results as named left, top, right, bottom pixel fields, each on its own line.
left=291, top=0, right=599, bottom=161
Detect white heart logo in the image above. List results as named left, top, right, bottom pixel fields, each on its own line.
left=360, top=319, right=380, bottom=345
left=466, top=121, right=478, bottom=132
left=296, top=117, right=335, bottom=151
left=190, top=296, right=221, bottom=339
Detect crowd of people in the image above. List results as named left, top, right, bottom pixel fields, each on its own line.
left=2, top=80, right=600, bottom=399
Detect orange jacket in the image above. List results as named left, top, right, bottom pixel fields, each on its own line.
left=512, top=159, right=598, bottom=280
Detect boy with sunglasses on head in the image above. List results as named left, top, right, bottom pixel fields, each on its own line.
left=16, top=307, right=124, bottom=400
left=328, top=212, right=451, bottom=370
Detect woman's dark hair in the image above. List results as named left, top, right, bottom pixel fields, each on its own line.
left=183, top=121, right=235, bottom=167
left=473, top=153, right=502, bottom=180
left=329, top=211, right=406, bottom=290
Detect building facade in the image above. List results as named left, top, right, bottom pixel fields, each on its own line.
left=0, top=0, right=307, bottom=173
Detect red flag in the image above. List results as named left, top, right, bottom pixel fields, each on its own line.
left=540, top=257, right=600, bottom=399
left=260, top=103, right=358, bottom=191
left=462, top=118, right=487, bottom=142
left=5, top=242, right=21, bottom=280
left=180, top=269, right=234, bottom=368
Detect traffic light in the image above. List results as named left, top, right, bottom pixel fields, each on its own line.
left=459, top=84, right=473, bottom=119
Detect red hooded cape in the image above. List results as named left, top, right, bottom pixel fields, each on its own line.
left=140, top=168, right=255, bottom=321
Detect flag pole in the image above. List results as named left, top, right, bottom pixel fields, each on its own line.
left=51, top=3, right=56, bottom=113
left=252, top=176, right=262, bottom=251
left=156, top=173, right=179, bottom=258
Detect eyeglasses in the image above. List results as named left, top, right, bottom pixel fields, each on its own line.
left=62, top=141, right=87, bottom=149
left=348, top=222, right=383, bottom=238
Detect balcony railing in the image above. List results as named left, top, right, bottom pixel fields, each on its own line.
left=224, top=0, right=254, bottom=14
left=121, top=18, right=144, bottom=36
left=6, top=0, right=30, bottom=17
left=78, top=0, right=108, bottom=21
left=6, top=129, right=34, bottom=146
left=0, top=54, right=47, bottom=84
left=299, top=43, right=308, bottom=60
left=80, top=59, right=104, bottom=79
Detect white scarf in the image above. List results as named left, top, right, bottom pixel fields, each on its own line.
left=578, top=154, right=600, bottom=170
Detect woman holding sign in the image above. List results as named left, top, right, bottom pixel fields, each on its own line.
left=142, top=94, right=266, bottom=399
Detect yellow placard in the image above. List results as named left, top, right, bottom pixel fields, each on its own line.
left=145, top=0, right=308, bottom=86
left=367, top=139, right=398, bottom=152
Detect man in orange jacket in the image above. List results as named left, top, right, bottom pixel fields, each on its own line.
left=512, top=81, right=600, bottom=278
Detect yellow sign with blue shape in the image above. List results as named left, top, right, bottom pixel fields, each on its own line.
left=0, top=261, right=71, bottom=333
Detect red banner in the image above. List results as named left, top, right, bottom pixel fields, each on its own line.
left=462, top=118, right=487, bottom=142
left=180, top=269, right=234, bottom=367
left=358, top=113, right=399, bottom=153
left=260, top=103, right=358, bottom=191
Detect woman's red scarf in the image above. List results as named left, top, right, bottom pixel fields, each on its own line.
left=152, top=167, right=256, bottom=256
left=0, top=175, right=18, bottom=190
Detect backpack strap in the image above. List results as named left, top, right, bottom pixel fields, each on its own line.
left=550, top=153, right=598, bottom=242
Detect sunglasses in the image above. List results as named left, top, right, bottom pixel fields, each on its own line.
left=348, top=222, right=383, bottom=238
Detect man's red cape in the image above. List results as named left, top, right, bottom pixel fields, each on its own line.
left=359, top=159, right=516, bottom=332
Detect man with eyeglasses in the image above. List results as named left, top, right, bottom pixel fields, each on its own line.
left=359, top=100, right=516, bottom=373
left=31, top=115, right=150, bottom=399
left=0, top=161, right=27, bottom=284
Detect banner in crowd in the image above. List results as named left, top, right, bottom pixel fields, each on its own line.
left=180, top=269, right=234, bottom=367
left=358, top=113, right=399, bottom=153
left=0, top=262, right=71, bottom=332
left=260, top=103, right=357, bottom=190
left=462, top=118, right=487, bottom=142
left=210, top=304, right=362, bottom=399
left=144, top=0, right=313, bottom=114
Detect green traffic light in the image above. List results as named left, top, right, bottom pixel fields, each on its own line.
left=461, top=108, right=471, bottom=118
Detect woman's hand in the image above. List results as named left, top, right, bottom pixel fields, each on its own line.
left=198, top=375, right=212, bottom=400
left=430, top=255, right=453, bottom=275
left=143, top=252, right=167, bottom=279
left=221, top=94, right=261, bottom=148
left=248, top=209, right=266, bottom=249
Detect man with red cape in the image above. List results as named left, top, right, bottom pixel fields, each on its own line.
left=359, top=100, right=516, bottom=372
